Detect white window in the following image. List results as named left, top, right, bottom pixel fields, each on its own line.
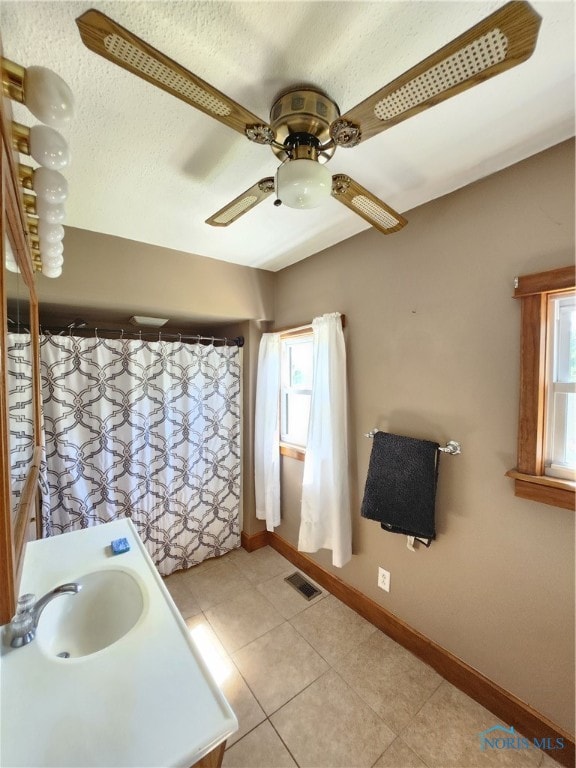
left=544, top=291, right=576, bottom=480
left=280, top=333, right=313, bottom=447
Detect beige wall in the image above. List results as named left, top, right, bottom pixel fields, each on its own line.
left=270, top=139, right=575, bottom=734
left=35, top=227, right=275, bottom=327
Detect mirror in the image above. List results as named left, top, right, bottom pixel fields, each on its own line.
left=5, top=236, right=35, bottom=523
left=0, top=83, right=42, bottom=625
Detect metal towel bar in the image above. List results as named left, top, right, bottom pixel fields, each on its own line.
left=364, top=428, right=461, bottom=455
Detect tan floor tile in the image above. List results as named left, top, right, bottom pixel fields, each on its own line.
left=181, top=557, right=252, bottom=611
left=374, top=736, right=428, bottom=767
left=163, top=575, right=201, bottom=618
left=334, top=630, right=442, bottom=732
left=219, top=666, right=267, bottom=747
left=271, top=669, right=395, bottom=767
left=290, top=594, right=377, bottom=665
left=185, top=615, right=266, bottom=747
left=185, top=614, right=231, bottom=676
left=257, top=569, right=327, bottom=619
left=228, top=546, right=293, bottom=585
left=222, top=721, right=297, bottom=768
left=205, top=588, right=285, bottom=653
left=232, top=621, right=329, bottom=715
left=402, top=681, right=542, bottom=767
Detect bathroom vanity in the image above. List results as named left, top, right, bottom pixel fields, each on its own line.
left=0, top=519, right=237, bottom=767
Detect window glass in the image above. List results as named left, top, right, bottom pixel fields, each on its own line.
left=545, top=291, right=576, bottom=480
left=281, top=335, right=313, bottom=447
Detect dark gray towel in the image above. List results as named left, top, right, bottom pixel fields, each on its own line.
left=360, top=431, right=439, bottom=543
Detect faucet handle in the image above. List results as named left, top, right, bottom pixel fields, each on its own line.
left=9, top=594, right=36, bottom=646
left=14, top=593, right=36, bottom=616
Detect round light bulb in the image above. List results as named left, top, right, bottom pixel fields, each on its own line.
left=42, top=242, right=64, bottom=260
left=35, top=197, right=66, bottom=224
left=275, top=159, right=332, bottom=209
left=28, top=125, right=70, bottom=169
left=33, top=167, right=68, bottom=204
left=38, top=220, right=64, bottom=244
left=43, top=253, right=64, bottom=269
left=25, top=66, right=74, bottom=127
left=42, top=264, right=62, bottom=278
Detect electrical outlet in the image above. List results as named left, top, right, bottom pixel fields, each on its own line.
left=378, top=567, right=391, bottom=592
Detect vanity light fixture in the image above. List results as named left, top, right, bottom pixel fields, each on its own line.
left=19, top=163, right=68, bottom=204
left=34, top=197, right=66, bottom=224
left=2, top=59, right=74, bottom=127
left=4, top=58, right=74, bottom=278
left=41, top=241, right=64, bottom=262
left=41, top=263, right=62, bottom=279
left=12, top=122, right=70, bottom=170
left=37, top=220, right=64, bottom=245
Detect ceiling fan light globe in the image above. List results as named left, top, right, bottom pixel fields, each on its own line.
left=25, top=66, right=74, bottom=127
left=276, top=159, right=332, bottom=209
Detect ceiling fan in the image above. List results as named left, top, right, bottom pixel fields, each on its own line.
left=76, top=2, right=541, bottom=235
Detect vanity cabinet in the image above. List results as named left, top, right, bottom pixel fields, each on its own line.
left=0, top=40, right=42, bottom=625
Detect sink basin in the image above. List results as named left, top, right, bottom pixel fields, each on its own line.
left=37, top=569, right=145, bottom=658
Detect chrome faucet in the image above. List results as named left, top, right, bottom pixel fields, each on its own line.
left=9, top=583, right=82, bottom=648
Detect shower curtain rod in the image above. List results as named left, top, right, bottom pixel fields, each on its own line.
left=39, top=327, right=245, bottom=347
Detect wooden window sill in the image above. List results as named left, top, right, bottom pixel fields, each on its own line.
left=506, top=469, right=575, bottom=510
left=280, top=443, right=305, bottom=461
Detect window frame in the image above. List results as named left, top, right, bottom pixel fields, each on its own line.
left=507, top=265, right=576, bottom=510
left=544, top=292, right=576, bottom=480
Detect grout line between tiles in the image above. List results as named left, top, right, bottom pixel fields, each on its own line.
left=267, top=716, right=301, bottom=767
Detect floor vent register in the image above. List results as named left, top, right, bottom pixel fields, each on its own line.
left=284, top=572, right=322, bottom=601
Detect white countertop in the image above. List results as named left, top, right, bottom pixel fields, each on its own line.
left=0, top=519, right=238, bottom=767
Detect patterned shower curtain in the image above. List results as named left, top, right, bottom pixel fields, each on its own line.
left=6, top=333, right=35, bottom=513
left=39, top=334, right=241, bottom=575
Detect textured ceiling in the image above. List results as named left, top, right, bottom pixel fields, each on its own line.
left=2, top=1, right=574, bottom=271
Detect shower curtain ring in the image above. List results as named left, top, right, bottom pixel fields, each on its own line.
left=95, top=328, right=99, bottom=339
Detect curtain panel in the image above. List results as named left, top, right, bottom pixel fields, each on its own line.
left=39, top=335, right=241, bottom=575
left=299, top=313, right=352, bottom=567
left=254, top=332, right=281, bottom=532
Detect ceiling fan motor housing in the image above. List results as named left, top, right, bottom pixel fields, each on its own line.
left=270, top=87, right=340, bottom=162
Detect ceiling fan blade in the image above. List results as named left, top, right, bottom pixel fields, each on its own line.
left=76, top=9, right=273, bottom=140
left=331, top=175, right=407, bottom=234
left=206, top=178, right=275, bottom=226
left=331, top=1, right=541, bottom=146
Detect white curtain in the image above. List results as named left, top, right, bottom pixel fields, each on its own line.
left=254, top=332, right=281, bottom=531
left=39, top=335, right=242, bottom=575
left=299, top=313, right=352, bottom=567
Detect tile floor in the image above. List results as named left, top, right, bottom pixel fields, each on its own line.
left=164, top=546, right=563, bottom=768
